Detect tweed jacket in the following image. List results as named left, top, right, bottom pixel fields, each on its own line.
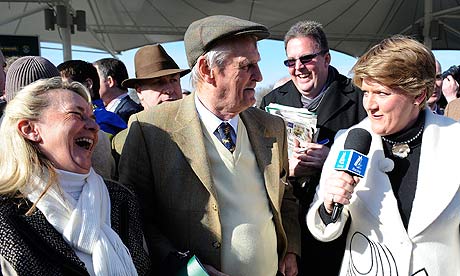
left=444, top=97, right=460, bottom=121
left=0, top=180, right=151, bottom=276
left=307, top=109, right=460, bottom=276
left=114, top=95, right=143, bottom=124
left=117, top=92, right=300, bottom=272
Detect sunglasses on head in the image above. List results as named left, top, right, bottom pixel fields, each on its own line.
left=283, top=49, right=329, bottom=67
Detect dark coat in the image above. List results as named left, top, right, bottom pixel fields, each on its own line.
left=114, top=95, right=143, bottom=123
left=0, top=180, right=151, bottom=276
left=260, top=66, right=367, bottom=276
left=260, top=66, right=367, bottom=149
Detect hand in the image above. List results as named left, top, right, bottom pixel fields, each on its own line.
left=323, top=171, right=360, bottom=213
left=289, top=139, right=330, bottom=177
left=203, top=264, right=230, bottom=276
left=278, top=252, right=298, bottom=276
left=442, top=75, right=459, bottom=103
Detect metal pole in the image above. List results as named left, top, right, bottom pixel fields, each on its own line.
left=59, top=0, right=72, bottom=61
left=423, top=0, right=432, bottom=49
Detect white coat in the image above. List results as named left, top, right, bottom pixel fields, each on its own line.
left=307, top=109, right=460, bottom=276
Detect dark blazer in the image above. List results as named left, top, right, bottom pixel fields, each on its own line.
left=117, top=93, right=300, bottom=274
left=114, top=95, right=143, bottom=124
left=0, top=181, right=151, bottom=276
left=260, top=66, right=367, bottom=276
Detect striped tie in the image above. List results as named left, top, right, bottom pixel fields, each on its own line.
left=215, top=122, right=236, bottom=153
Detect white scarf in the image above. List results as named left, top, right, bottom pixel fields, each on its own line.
left=22, top=168, right=138, bottom=276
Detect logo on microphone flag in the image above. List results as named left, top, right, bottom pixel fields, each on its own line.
left=334, top=150, right=369, bottom=177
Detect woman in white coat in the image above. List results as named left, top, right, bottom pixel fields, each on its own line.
left=307, top=35, right=460, bottom=276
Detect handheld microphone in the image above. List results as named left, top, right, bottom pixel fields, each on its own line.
left=331, top=128, right=372, bottom=222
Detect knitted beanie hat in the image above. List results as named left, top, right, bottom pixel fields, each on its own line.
left=5, top=56, right=60, bottom=102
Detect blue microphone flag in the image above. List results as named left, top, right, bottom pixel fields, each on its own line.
left=334, top=149, right=369, bottom=177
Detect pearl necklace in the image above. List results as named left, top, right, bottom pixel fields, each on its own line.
left=381, top=124, right=424, bottom=158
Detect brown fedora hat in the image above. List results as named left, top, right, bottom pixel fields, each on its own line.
left=122, top=44, right=190, bottom=88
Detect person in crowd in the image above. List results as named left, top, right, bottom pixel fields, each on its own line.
left=307, top=35, right=460, bottom=275
left=58, top=60, right=127, bottom=136
left=0, top=51, right=9, bottom=116
left=259, top=20, right=367, bottom=275
left=0, top=55, right=60, bottom=124
left=5, top=55, right=20, bottom=71
left=426, top=60, right=444, bottom=114
left=111, top=44, right=190, bottom=157
left=5, top=56, right=59, bottom=102
left=437, top=66, right=460, bottom=110
left=94, top=58, right=143, bottom=123
left=442, top=72, right=460, bottom=120
left=121, top=44, right=190, bottom=109
left=0, top=77, right=150, bottom=275
left=439, top=72, right=460, bottom=108
left=117, top=15, right=300, bottom=276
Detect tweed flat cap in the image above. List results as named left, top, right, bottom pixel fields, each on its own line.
left=5, top=56, right=59, bottom=102
left=184, top=15, right=270, bottom=68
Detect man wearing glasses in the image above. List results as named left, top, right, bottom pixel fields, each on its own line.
left=260, top=20, right=367, bottom=276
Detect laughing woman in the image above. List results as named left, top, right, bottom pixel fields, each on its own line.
left=0, top=77, right=150, bottom=275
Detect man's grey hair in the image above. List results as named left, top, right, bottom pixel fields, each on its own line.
left=284, top=20, right=329, bottom=51
left=190, top=44, right=231, bottom=89
left=189, top=35, right=258, bottom=89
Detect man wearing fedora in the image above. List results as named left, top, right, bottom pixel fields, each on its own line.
left=121, top=44, right=190, bottom=109
left=111, top=44, right=190, bottom=168
left=94, top=58, right=143, bottom=124
left=118, top=15, right=300, bottom=276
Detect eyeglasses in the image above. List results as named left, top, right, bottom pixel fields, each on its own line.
left=283, top=50, right=329, bottom=67
left=435, top=74, right=442, bottom=80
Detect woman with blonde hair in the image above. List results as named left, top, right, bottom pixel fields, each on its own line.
left=0, top=77, right=150, bottom=275
left=307, top=35, right=460, bottom=275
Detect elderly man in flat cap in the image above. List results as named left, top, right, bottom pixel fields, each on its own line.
left=118, top=15, right=300, bottom=276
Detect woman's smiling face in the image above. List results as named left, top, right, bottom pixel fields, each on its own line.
left=361, top=78, right=422, bottom=136
left=34, top=89, right=99, bottom=173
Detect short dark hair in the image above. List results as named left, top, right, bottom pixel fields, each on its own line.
left=284, top=20, right=329, bottom=51
left=57, top=60, right=101, bottom=100
left=94, top=58, right=129, bottom=91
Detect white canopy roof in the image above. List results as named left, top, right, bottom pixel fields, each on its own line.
left=1, top=0, right=459, bottom=59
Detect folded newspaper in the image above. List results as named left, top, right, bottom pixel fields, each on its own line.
left=265, top=103, right=317, bottom=157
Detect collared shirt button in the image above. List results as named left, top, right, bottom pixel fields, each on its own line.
left=212, top=204, right=218, bottom=211
left=212, top=241, right=221, bottom=249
